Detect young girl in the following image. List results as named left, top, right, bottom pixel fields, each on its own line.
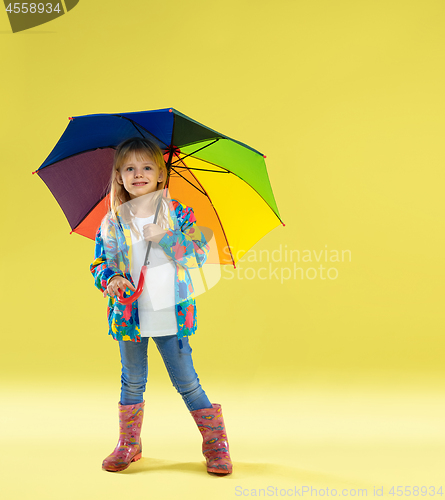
left=90, top=137, right=232, bottom=475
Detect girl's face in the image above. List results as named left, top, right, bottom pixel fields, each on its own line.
left=116, top=151, right=164, bottom=200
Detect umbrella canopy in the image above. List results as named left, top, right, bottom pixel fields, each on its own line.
left=33, top=107, right=284, bottom=266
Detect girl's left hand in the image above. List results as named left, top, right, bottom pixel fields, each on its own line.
left=143, top=223, right=167, bottom=243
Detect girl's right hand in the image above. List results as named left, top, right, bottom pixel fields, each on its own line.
left=105, top=275, right=137, bottom=298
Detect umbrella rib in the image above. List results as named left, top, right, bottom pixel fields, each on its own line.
left=130, top=121, right=152, bottom=140
left=173, top=152, right=236, bottom=268
left=117, top=115, right=169, bottom=148
left=172, top=135, right=263, bottom=157
left=173, top=154, right=231, bottom=173
left=172, top=166, right=230, bottom=173
left=171, top=138, right=220, bottom=164
left=169, top=167, right=207, bottom=196
left=172, top=155, right=231, bottom=173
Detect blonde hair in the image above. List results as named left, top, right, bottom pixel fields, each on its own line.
left=102, top=137, right=170, bottom=241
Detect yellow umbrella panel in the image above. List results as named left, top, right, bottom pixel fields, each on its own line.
left=166, top=148, right=284, bottom=267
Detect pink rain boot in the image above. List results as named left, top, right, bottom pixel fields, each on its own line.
left=102, top=401, right=145, bottom=472
left=190, top=403, right=233, bottom=475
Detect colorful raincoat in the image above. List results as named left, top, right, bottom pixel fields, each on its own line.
left=90, top=199, right=209, bottom=347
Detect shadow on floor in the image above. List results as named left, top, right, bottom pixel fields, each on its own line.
left=114, top=458, right=363, bottom=487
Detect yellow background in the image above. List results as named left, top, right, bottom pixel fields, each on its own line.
left=0, top=1, right=444, bottom=499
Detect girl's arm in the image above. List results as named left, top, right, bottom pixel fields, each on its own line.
left=90, top=222, right=125, bottom=293
left=158, top=204, right=210, bottom=269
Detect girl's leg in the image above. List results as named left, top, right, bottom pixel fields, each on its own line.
left=152, top=335, right=212, bottom=411
left=118, top=337, right=149, bottom=405
left=102, top=338, right=148, bottom=472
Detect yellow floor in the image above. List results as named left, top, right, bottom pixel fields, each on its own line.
left=1, top=376, right=444, bottom=500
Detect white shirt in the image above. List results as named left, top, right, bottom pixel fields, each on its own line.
left=129, top=215, right=177, bottom=337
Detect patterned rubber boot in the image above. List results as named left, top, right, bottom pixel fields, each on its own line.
left=190, top=403, right=233, bottom=475
left=102, top=401, right=145, bottom=472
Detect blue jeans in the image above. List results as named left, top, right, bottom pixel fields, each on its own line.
left=118, top=334, right=213, bottom=411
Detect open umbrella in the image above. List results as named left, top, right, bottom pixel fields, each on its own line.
left=33, top=108, right=284, bottom=288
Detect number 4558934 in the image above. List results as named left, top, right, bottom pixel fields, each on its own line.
left=5, top=3, right=62, bottom=14
left=389, top=486, right=443, bottom=496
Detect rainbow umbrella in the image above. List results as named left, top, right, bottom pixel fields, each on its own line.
left=33, top=107, right=284, bottom=267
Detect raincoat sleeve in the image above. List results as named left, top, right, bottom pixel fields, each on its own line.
left=90, top=220, right=125, bottom=293
left=158, top=204, right=209, bottom=269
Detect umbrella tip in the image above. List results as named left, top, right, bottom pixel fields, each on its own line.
left=169, top=109, right=173, bottom=113
left=282, top=222, right=286, bottom=226
left=31, top=170, right=37, bottom=174
left=68, top=117, right=74, bottom=121
left=263, top=154, right=267, bottom=158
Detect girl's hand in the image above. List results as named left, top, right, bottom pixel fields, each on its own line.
left=143, top=223, right=167, bottom=244
left=105, top=275, right=137, bottom=298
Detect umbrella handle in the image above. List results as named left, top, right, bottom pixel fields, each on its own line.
left=116, top=266, right=147, bottom=305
